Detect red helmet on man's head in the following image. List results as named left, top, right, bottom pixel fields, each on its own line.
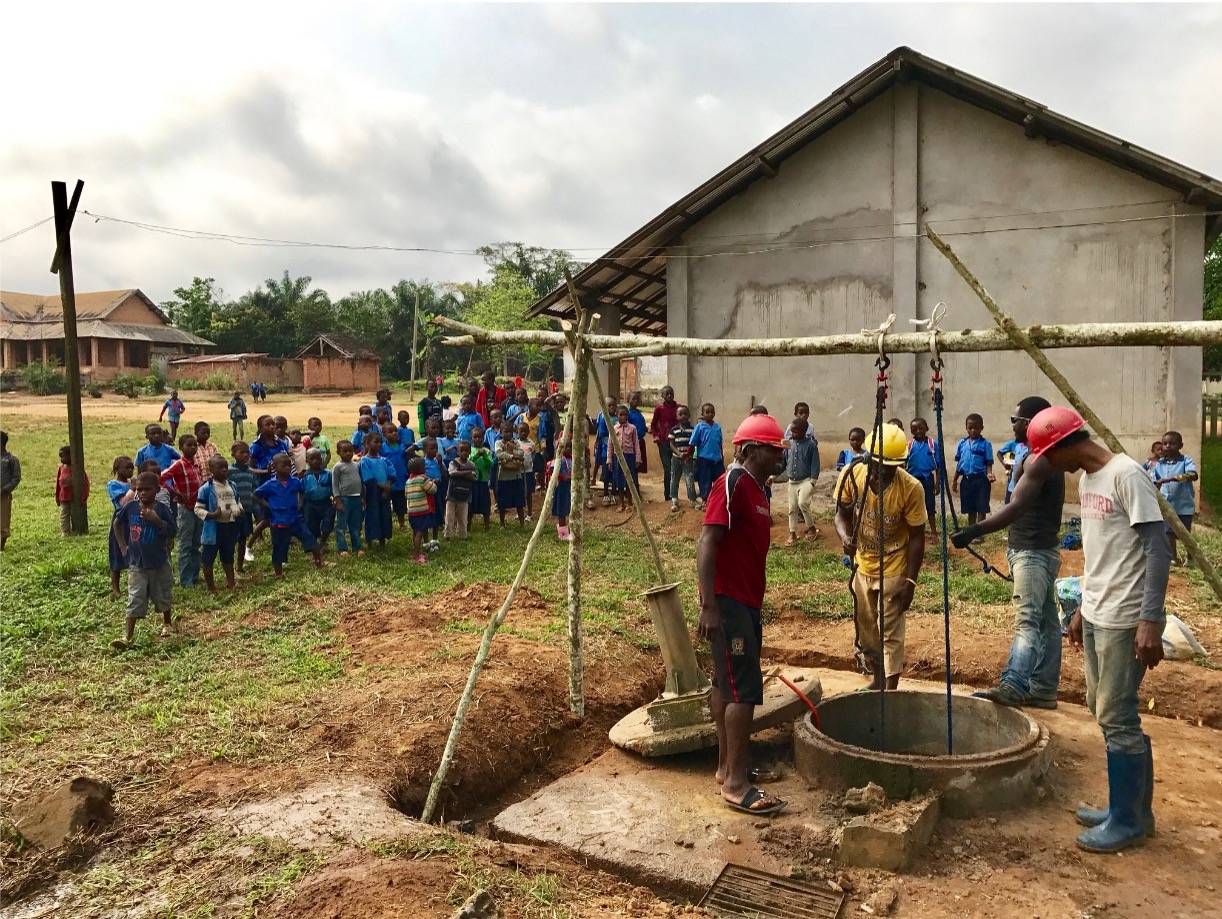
left=1026, top=406, right=1086, bottom=458
left=732, top=413, right=785, bottom=449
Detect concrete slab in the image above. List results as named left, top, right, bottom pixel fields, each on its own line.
left=836, top=793, right=940, bottom=872
left=609, top=667, right=821, bottom=757
left=492, top=745, right=835, bottom=898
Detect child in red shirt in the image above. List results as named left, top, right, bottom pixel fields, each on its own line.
left=55, top=445, right=90, bottom=536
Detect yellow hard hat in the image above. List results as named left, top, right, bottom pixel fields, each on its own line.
left=867, top=423, right=908, bottom=465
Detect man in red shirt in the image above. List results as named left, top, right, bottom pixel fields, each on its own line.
left=474, top=370, right=507, bottom=427
left=649, top=385, right=680, bottom=505
left=160, top=434, right=203, bottom=588
left=697, top=413, right=786, bottom=815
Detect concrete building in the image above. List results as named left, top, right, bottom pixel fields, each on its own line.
left=167, top=334, right=380, bottom=393
left=1, top=289, right=212, bottom=381
left=531, top=48, right=1222, bottom=462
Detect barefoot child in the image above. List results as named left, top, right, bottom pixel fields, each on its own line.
left=249, top=415, right=290, bottom=551
left=381, top=423, right=410, bottom=531
left=784, top=416, right=820, bottom=545
left=422, top=436, right=445, bottom=550
left=107, top=456, right=136, bottom=597
left=228, top=442, right=257, bottom=570
left=331, top=440, right=364, bottom=557
left=303, top=448, right=335, bottom=552
left=406, top=457, right=439, bottom=562
left=196, top=455, right=243, bottom=593
left=953, top=413, right=995, bottom=529
left=111, top=472, right=177, bottom=650
left=254, top=454, right=322, bottom=578
left=546, top=440, right=573, bottom=541
left=159, top=390, right=186, bottom=440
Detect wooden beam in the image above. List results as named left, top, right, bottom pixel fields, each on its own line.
left=51, top=180, right=88, bottom=535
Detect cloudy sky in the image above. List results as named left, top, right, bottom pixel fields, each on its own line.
left=2, top=3, right=1219, bottom=305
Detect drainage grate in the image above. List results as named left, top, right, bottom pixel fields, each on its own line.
left=698, top=863, right=845, bottom=919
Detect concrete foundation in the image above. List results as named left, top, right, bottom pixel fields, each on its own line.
left=794, top=691, right=1050, bottom=817
left=836, top=793, right=940, bottom=872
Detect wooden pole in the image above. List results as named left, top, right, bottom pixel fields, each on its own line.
left=926, top=224, right=1222, bottom=602
left=433, top=316, right=1222, bottom=357
left=564, top=272, right=668, bottom=585
left=562, top=310, right=595, bottom=716
left=409, top=289, right=420, bottom=402
left=50, top=180, right=88, bottom=535
left=420, top=395, right=579, bottom=823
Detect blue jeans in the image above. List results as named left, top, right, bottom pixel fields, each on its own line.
left=334, top=496, right=363, bottom=552
left=1084, top=620, right=1147, bottom=754
left=175, top=505, right=202, bottom=587
left=1000, top=548, right=1062, bottom=702
left=669, top=455, right=696, bottom=503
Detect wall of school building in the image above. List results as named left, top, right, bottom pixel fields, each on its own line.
left=300, top=356, right=379, bottom=393
left=663, top=82, right=1206, bottom=470
left=168, top=358, right=303, bottom=389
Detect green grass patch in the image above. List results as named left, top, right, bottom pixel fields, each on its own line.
left=1201, top=437, right=1221, bottom=520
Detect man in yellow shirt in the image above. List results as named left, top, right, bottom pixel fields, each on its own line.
left=834, top=423, right=928, bottom=690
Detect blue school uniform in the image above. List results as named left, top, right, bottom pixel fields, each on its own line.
left=254, top=476, right=317, bottom=565
left=438, top=436, right=460, bottom=466
left=907, top=437, right=939, bottom=521
left=548, top=457, right=573, bottom=519
left=1151, top=455, right=1197, bottom=520
left=456, top=412, right=480, bottom=443
left=360, top=455, right=393, bottom=542
left=955, top=435, right=994, bottom=515
left=424, top=456, right=446, bottom=530
left=836, top=448, right=865, bottom=471
left=162, top=398, right=185, bottom=423
left=228, top=463, right=257, bottom=538
left=689, top=420, right=724, bottom=501
left=135, top=442, right=181, bottom=471
left=303, top=468, right=336, bottom=539
left=196, top=479, right=243, bottom=567
left=107, top=480, right=133, bottom=572
left=398, top=426, right=417, bottom=451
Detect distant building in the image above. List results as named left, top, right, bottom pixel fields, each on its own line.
left=167, top=333, right=380, bottom=393
left=0, top=289, right=213, bottom=381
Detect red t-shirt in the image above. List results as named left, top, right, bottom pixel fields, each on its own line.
left=703, top=465, right=772, bottom=608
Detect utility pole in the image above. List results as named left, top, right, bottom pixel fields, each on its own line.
left=51, top=180, right=88, bottom=535
left=408, top=289, right=420, bottom=402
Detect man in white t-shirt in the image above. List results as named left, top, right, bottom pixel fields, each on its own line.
left=1026, top=406, right=1170, bottom=854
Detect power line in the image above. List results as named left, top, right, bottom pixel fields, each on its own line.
left=0, top=216, right=53, bottom=244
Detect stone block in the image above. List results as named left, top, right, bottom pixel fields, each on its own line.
left=836, top=794, right=939, bottom=872
left=11, top=776, right=115, bottom=849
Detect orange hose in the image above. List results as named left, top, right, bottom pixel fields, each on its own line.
left=776, top=672, right=821, bottom=731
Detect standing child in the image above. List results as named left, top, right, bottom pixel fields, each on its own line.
left=953, top=413, right=995, bottom=529
left=381, top=423, right=411, bottom=530
left=136, top=424, right=180, bottom=472
left=418, top=380, right=443, bottom=436
left=422, top=436, right=445, bottom=549
left=302, top=449, right=336, bottom=552
left=688, top=402, right=724, bottom=510
left=546, top=441, right=574, bottom=541
left=495, top=419, right=527, bottom=527
left=0, top=431, right=20, bottom=551
left=594, top=396, right=616, bottom=503
left=196, top=455, right=243, bottom=593
left=373, top=388, right=394, bottom=425
left=406, top=457, right=439, bottom=563
left=229, top=442, right=257, bottom=569
left=907, top=417, right=940, bottom=538
left=650, top=386, right=680, bottom=502
left=785, top=416, right=820, bottom=545
left=439, top=418, right=461, bottom=466
left=306, top=418, right=332, bottom=467
left=456, top=394, right=481, bottom=444
left=254, top=454, right=323, bottom=578
left=517, top=421, right=537, bottom=521
left=467, top=427, right=494, bottom=532
left=360, top=431, right=394, bottom=549
left=55, top=445, right=90, bottom=536
left=668, top=405, right=697, bottom=511
left=107, top=456, right=136, bottom=597
left=228, top=391, right=248, bottom=442
left=484, top=411, right=502, bottom=503
left=783, top=402, right=812, bottom=446
left=159, top=390, right=186, bottom=440
left=161, top=435, right=203, bottom=587
left=626, top=391, right=648, bottom=475
left=288, top=429, right=308, bottom=476
left=1151, top=430, right=1198, bottom=566
left=111, top=472, right=178, bottom=650
left=1143, top=440, right=1164, bottom=472
left=396, top=411, right=416, bottom=452
left=445, top=443, right=475, bottom=540
left=193, top=421, right=220, bottom=481
left=836, top=427, right=867, bottom=471
left=440, top=396, right=456, bottom=423
left=249, top=415, right=290, bottom=550
left=611, top=405, right=642, bottom=512
left=331, top=440, right=365, bottom=557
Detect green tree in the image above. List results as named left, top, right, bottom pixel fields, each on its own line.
left=476, top=242, right=586, bottom=298
left=264, top=271, right=334, bottom=346
left=458, top=265, right=551, bottom=375
left=1206, top=235, right=1222, bottom=375
left=162, top=277, right=225, bottom=340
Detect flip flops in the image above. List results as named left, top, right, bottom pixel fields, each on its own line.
left=724, top=786, right=786, bottom=816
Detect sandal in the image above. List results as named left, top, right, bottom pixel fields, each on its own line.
left=110, top=638, right=129, bottom=651
left=724, top=786, right=786, bottom=816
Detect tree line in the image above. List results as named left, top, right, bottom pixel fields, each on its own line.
left=161, top=243, right=585, bottom=380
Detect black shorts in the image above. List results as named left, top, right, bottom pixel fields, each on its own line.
left=710, top=595, right=763, bottom=706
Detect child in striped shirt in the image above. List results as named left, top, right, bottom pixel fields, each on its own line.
left=405, top=456, right=438, bottom=564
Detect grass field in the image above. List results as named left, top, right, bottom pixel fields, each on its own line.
left=1201, top=437, right=1221, bottom=517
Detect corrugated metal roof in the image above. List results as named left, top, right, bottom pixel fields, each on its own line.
left=0, top=289, right=171, bottom=323
left=295, top=332, right=379, bottom=360
left=169, top=352, right=270, bottom=364
left=527, top=46, right=1222, bottom=335
left=0, top=319, right=213, bottom=347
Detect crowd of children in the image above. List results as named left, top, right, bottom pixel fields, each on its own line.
left=1, top=381, right=1203, bottom=651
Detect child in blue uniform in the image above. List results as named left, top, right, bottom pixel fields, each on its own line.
left=952, top=413, right=995, bottom=528
left=547, top=441, right=573, bottom=541
left=688, top=402, right=724, bottom=508
left=835, top=427, right=867, bottom=471
left=254, top=454, right=322, bottom=577
left=1150, top=430, right=1198, bottom=566
left=907, top=418, right=940, bottom=537
left=360, top=432, right=394, bottom=548
left=422, top=436, right=445, bottom=551
left=381, top=424, right=411, bottom=530
left=107, top=456, right=136, bottom=598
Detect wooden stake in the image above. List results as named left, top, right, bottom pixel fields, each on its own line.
left=420, top=396, right=579, bottom=824
left=564, top=272, right=668, bottom=585
left=433, top=315, right=1222, bottom=357
left=50, top=180, right=88, bottom=535
left=926, top=224, right=1222, bottom=602
left=562, top=311, right=595, bottom=716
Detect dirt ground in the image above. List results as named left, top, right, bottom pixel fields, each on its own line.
left=5, top=392, right=1221, bottom=917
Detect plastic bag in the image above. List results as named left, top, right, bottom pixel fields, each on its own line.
left=1162, top=614, right=1208, bottom=661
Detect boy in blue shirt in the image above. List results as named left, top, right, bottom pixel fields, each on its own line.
left=688, top=402, right=724, bottom=509
left=111, top=472, right=178, bottom=650
left=254, top=453, right=322, bottom=577
left=228, top=441, right=257, bottom=569
left=360, top=431, right=394, bottom=548
left=907, top=417, right=940, bottom=537
left=439, top=418, right=461, bottom=465
left=422, top=436, right=445, bottom=551
left=835, top=427, right=867, bottom=471
left=953, top=413, right=995, bottom=528
left=303, top=448, right=336, bottom=551
left=380, top=423, right=411, bottom=530
left=159, top=390, right=186, bottom=440
left=627, top=391, right=649, bottom=475
left=396, top=410, right=417, bottom=452
left=1151, top=430, right=1198, bottom=566
left=455, top=394, right=481, bottom=443
left=136, top=424, right=181, bottom=472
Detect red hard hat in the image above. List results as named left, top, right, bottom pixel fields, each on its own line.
left=1026, top=406, right=1086, bottom=458
left=732, top=413, right=785, bottom=449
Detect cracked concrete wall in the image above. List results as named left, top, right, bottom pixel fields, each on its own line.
left=668, top=83, right=1205, bottom=466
